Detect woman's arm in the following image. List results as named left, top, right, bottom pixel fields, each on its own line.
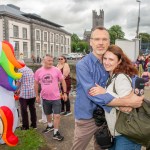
left=63, top=63, right=70, bottom=78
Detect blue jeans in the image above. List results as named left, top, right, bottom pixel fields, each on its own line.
left=109, top=135, right=141, bottom=150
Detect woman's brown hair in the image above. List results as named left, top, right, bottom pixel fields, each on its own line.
left=105, top=45, right=138, bottom=77
left=60, top=55, right=67, bottom=63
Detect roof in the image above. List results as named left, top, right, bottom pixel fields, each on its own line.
left=0, top=4, right=63, bottom=28
left=22, top=13, right=63, bottom=28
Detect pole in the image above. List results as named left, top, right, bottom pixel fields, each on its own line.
left=136, top=0, right=141, bottom=38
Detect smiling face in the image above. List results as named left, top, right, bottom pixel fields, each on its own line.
left=103, top=51, right=121, bottom=75
left=90, top=28, right=110, bottom=59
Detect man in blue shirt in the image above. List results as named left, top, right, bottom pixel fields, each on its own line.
left=71, top=26, right=143, bottom=150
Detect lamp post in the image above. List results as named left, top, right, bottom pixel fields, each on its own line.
left=136, top=0, right=141, bottom=38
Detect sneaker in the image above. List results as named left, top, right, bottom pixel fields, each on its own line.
left=53, top=131, right=64, bottom=141
left=30, top=125, right=37, bottom=129
left=60, top=111, right=65, bottom=115
left=63, top=111, right=72, bottom=116
left=20, top=126, right=29, bottom=130
left=42, top=125, right=54, bottom=133
left=39, top=119, right=47, bottom=124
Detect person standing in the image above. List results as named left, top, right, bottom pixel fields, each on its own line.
left=71, top=26, right=143, bottom=150
left=16, top=61, right=37, bottom=130
left=89, top=45, right=141, bottom=150
left=57, top=55, right=72, bottom=116
left=34, top=54, right=67, bottom=141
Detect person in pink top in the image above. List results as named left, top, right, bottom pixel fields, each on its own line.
left=34, top=54, right=67, bottom=141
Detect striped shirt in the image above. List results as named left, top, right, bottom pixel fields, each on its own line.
left=18, top=66, right=35, bottom=99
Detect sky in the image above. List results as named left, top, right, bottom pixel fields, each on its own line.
left=1, top=0, right=150, bottom=40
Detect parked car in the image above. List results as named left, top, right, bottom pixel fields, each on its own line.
left=63, top=53, right=77, bottom=60
left=62, top=53, right=85, bottom=60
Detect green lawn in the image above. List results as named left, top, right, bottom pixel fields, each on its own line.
left=0, top=128, right=47, bottom=150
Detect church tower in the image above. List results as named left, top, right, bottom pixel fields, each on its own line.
left=83, top=9, right=104, bottom=41
left=92, top=9, right=104, bottom=28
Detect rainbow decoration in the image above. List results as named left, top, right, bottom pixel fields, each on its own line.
left=0, top=41, right=25, bottom=146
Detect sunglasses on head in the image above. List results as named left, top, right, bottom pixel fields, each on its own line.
left=58, top=58, right=63, bottom=60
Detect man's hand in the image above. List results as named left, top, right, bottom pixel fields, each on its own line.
left=62, top=93, right=67, bottom=101
left=118, top=106, right=133, bottom=113
left=36, top=95, right=40, bottom=103
left=127, top=92, right=144, bottom=108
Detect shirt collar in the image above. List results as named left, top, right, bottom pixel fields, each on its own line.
left=89, top=52, right=102, bottom=64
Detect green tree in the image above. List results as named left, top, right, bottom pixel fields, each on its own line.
left=76, top=41, right=89, bottom=53
left=108, top=25, right=125, bottom=44
left=71, top=33, right=81, bottom=44
left=71, top=42, right=77, bottom=52
left=139, top=33, right=150, bottom=43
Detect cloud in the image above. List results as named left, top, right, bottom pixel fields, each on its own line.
left=1, top=0, right=150, bottom=39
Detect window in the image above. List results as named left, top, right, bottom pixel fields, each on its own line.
left=22, top=28, right=27, bottom=39
left=65, top=37, right=67, bottom=45
left=55, top=34, right=59, bottom=43
left=50, top=33, right=54, bottom=43
left=44, top=32, right=48, bottom=42
left=13, top=25, right=19, bottom=38
left=14, top=41, right=19, bottom=58
left=60, top=35, right=64, bottom=44
left=36, top=43, right=41, bottom=56
left=23, top=42, right=28, bottom=58
left=36, top=30, right=40, bottom=41
left=42, top=44, right=47, bottom=57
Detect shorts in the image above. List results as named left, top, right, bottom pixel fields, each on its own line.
left=42, top=99, right=61, bottom=115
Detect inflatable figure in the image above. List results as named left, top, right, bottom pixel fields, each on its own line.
left=0, top=41, right=25, bottom=146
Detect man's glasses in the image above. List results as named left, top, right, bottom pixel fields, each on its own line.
left=91, top=38, right=109, bottom=43
left=58, top=58, right=63, bottom=60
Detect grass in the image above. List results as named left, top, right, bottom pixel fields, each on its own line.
left=0, top=128, right=47, bottom=150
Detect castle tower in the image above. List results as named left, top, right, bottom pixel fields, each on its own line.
left=92, top=9, right=104, bottom=28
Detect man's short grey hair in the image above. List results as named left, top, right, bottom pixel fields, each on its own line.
left=44, top=54, right=53, bottom=58
left=90, top=26, right=110, bottom=39
left=18, top=59, right=25, bottom=64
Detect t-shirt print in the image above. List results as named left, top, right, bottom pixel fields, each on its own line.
left=41, top=73, right=53, bottom=85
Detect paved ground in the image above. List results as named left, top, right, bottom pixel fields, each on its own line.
left=36, top=92, right=96, bottom=150
left=36, top=88, right=150, bottom=150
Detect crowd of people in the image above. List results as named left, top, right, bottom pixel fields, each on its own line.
left=135, top=54, right=150, bottom=77
left=14, top=26, right=150, bottom=150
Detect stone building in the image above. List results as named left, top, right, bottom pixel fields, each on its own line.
left=83, top=9, right=104, bottom=41
left=0, top=4, right=71, bottom=60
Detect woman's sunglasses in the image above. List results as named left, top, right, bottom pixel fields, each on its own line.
left=58, top=58, right=64, bottom=60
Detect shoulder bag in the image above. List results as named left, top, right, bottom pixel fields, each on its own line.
left=113, top=74, right=150, bottom=148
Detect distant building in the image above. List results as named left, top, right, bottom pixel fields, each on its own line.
left=0, top=4, right=71, bottom=60
left=83, top=9, right=104, bottom=41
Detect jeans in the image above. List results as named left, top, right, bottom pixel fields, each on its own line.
left=109, top=135, right=141, bottom=150
left=19, top=97, right=37, bottom=129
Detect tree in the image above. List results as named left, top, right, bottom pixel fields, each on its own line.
left=76, top=41, right=89, bottom=53
left=139, top=33, right=150, bottom=43
left=71, top=42, right=77, bottom=52
left=71, top=33, right=81, bottom=44
left=108, top=25, right=125, bottom=44
left=71, top=33, right=89, bottom=53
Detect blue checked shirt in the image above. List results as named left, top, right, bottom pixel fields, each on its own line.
left=17, top=66, right=35, bottom=99
left=74, top=52, right=114, bottom=120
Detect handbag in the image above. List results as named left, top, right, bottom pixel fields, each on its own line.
left=95, top=122, right=114, bottom=149
left=93, top=105, right=114, bottom=148
left=113, top=74, right=150, bottom=148
left=93, top=106, right=106, bottom=126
